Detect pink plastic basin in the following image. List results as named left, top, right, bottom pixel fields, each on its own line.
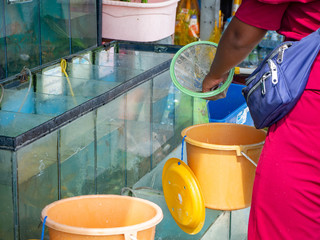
left=102, top=0, right=179, bottom=42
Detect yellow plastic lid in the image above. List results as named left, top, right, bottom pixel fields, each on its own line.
left=162, top=158, right=205, bottom=235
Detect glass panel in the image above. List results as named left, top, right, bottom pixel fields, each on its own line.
left=125, top=81, right=152, bottom=186
left=60, top=112, right=95, bottom=198
left=1, top=89, right=87, bottom=116
left=70, top=0, right=97, bottom=53
left=68, top=63, right=143, bottom=82
left=1, top=88, right=35, bottom=113
left=96, top=96, right=126, bottom=194
left=175, top=87, right=193, bottom=143
left=40, top=0, right=70, bottom=64
left=1, top=0, right=98, bottom=79
left=0, top=111, right=51, bottom=137
left=0, top=1, right=6, bottom=80
left=0, top=150, right=14, bottom=240
left=118, top=47, right=174, bottom=61
left=5, top=0, right=40, bottom=76
left=36, top=74, right=120, bottom=98
left=42, top=63, right=143, bottom=83
left=151, top=71, right=176, bottom=167
left=34, top=91, right=87, bottom=116
left=95, top=50, right=172, bottom=71
left=17, top=131, right=58, bottom=239
left=0, top=43, right=208, bottom=238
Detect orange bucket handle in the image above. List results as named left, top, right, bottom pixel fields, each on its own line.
left=238, top=143, right=264, bottom=167
left=240, top=151, right=257, bottom=167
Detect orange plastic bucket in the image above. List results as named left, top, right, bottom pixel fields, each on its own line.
left=181, top=123, right=266, bottom=210
left=41, top=195, right=163, bottom=240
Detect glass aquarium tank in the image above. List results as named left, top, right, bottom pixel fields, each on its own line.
left=0, top=42, right=210, bottom=240
left=0, top=0, right=98, bottom=81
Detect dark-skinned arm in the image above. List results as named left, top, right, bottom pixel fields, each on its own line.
left=202, top=17, right=267, bottom=96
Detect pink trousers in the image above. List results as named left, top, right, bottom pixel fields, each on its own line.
left=248, top=90, right=320, bottom=239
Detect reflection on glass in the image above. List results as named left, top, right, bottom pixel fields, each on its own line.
left=17, top=132, right=58, bottom=239
left=72, top=52, right=92, bottom=64
left=41, top=65, right=63, bottom=77
left=5, top=1, right=40, bottom=76
left=36, top=73, right=64, bottom=96
left=0, top=150, right=14, bottom=240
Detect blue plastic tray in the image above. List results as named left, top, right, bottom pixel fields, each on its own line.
left=207, top=83, right=254, bottom=126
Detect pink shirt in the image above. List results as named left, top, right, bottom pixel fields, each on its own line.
left=236, top=0, right=320, bottom=89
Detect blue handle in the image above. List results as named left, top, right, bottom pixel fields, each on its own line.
left=41, top=216, right=47, bottom=240
left=181, top=135, right=187, bottom=162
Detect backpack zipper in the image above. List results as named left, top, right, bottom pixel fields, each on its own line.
left=268, top=59, right=278, bottom=85
left=246, top=71, right=271, bottom=101
left=276, top=45, right=289, bottom=64
left=245, top=42, right=291, bottom=85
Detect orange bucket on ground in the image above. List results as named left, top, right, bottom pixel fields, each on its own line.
left=41, top=195, right=163, bottom=240
left=181, top=123, right=266, bottom=210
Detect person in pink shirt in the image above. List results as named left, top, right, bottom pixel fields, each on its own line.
left=202, top=0, right=320, bottom=239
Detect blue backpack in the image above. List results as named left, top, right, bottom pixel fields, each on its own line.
left=242, top=29, right=320, bottom=129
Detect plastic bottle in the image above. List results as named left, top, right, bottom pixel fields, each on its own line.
left=259, top=31, right=270, bottom=49
left=208, top=20, right=219, bottom=43
left=258, top=47, right=267, bottom=62
left=223, top=17, right=232, bottom=33
left=208, top=11, right=223, bottom=44
left=193, top=98, right=209, bottom=124
left=161, top=84, right=175, bottom=125
left=188, top=15, right=199, bottom=39
left=241, top=55, right=250, bottom=68
left=174, top=0, right=200, bottom=45
left=232, top=0, right=242, bottom=16
left=249, top=48, right=259, bottom=67
left=270, top=31, right=278, bottom=42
